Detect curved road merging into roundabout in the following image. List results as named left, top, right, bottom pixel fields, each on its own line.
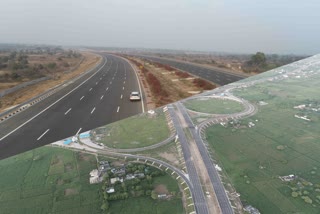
left=0, top=54, right=145, bottom=160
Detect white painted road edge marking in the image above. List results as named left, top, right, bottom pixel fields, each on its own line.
left=76, top=128, right=82, bottom=135
left=117, top=106, right=120, bottom=113
left=106, top=87, right=109, bottom=91
left=37, top=129, right=50, bottom=141
left=80, top=96, right=84, bottom=100
left=0, top=57, right=108, bottom=142
left=100, top=95, right=104, bottom=100
left=64, top=108, right=72, bottom=115
left=120, top=94, right=123, bottom=99
left=91, top=107, right=96, bottom=114
left=123, top=81, right=125, bottom=84
left=122, top=86, right=125, bottom=90
left=89, top=88, right=93, bottom=91
left=119, top=55, right=145, bottom=113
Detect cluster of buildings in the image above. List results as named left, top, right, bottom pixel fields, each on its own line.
left=89, top=161, right=146, bottom=194
left=89, top=161, right=111, bottom=184
left=294, top=104, right=320, bottom=112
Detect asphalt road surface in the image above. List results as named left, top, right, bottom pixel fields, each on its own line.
left=177, top=102, right=234, bottom=214
left=0, top=54, right=144, bottom=160
left=167, top=104, right=210, bottom=214
left=137, top=55, right=245, bottom=85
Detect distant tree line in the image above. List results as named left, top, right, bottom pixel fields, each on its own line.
left=243, top=52, right=307, bottom=73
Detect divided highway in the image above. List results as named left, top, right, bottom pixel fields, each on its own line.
left=0, top=54, right=144, bottom=160
left=137, top=55, right=246, bottom=85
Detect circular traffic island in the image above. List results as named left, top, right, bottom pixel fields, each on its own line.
left=184, top=97, right=245, bottom=114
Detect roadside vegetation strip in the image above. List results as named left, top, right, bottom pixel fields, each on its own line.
left=94, top=108, right=171, bottom=149
left=121, top=55, right=216, bottom=108
left=0, top=54, right=104, bottom=123
left=0, top=52, right=102, bottom=114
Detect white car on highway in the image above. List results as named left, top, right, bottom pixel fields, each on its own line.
left=129, top=91, right=141, bottom=101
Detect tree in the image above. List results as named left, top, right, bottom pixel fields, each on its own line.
left=100, top=201, right=109, bottom=211
left=151, top=190, right=158, bottom=200
left=47, top=62, right=57, bottom=69
left=250, top=52, right=266, bottom=66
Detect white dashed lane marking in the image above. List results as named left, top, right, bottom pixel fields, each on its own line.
left=64, top=108, right=72, bottom=115
left=37, top=129, right=50, bottom=141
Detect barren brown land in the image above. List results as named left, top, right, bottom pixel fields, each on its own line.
left=123, top=56, right=216, bottom=109
left=0, top=52, right=101, bottom=113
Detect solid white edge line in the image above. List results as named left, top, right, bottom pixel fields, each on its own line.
left=76, top=128, right=82, bottom=135
left=0, top=57, right=108, bottom=142
left=64, top=108, right=72, bottom=115
left=118, top=55, right=145, bottom=113
left=37, top=129, right=50, bottom=141
left=117, top=106, right=120, bottom=113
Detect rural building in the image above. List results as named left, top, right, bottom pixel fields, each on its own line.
left=111, top=167, right=126, bottom=175
left=106, top=187, right=115, bottom=193
left=110, top=177, right=124, bottom=184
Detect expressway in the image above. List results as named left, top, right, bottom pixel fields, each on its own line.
left=0, top=54, right=144, bottom=160
left=136, top=55, right=246, bottom=85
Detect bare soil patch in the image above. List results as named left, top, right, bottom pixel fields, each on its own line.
left=78, top=153, right=91, bottom=161
left=158, top=152, right=179, bottom=165
left=56, top=179, right=64, bottom=185
left=154, top=184, right=169, bottom=194
left=64, top=163, right=73, bottom=172
left=64, top=188, right=79, bottom=196
left=124, top=56, right=215, bottom=108
left=111, top=160, right=126, bottom=167
left=0, top=52, right=101, bottom=113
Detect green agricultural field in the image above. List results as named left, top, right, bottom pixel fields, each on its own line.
left=206, top=72, right=320, bottom=213
left=108, top=175, right=183, bottom=214
left=0, top=146, right=184, bottom=214
left=95, top=108, right=171, bottom=149
left=0, top=146, right=101, bottom=214
left=184, top=97, right=244, bottom=114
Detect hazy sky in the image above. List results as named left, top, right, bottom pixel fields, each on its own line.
left=1, top=0, right=319, bottom=54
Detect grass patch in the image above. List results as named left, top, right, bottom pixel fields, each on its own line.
left=108, top=174, right=183, bottom=214
left=0, top=146, right=101, bottom=214
left=206, top=73, right=320, bottom=213
left=95, top=108, right=170, bottom=149
left=184, top=97, right=244, bottom=114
